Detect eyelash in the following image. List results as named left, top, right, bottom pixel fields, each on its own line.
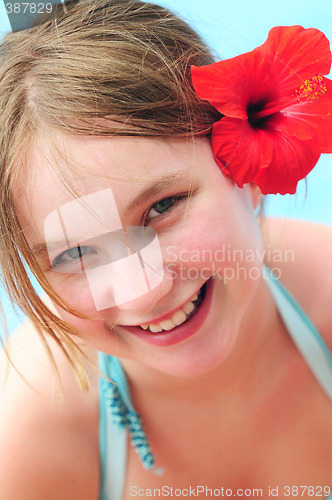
left=144, top=195, right=186, bottom=224
left=51, top=245, right=93, bottom=269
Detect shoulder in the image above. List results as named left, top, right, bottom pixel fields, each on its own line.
left=0, top=318, right=100, bottom=500
left=262, top=217, right=332, bottom=349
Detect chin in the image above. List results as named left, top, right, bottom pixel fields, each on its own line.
left=126, top=290, right=242, bottom=379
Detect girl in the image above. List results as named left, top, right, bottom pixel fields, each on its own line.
left=0, top=1, right=331, bottom=499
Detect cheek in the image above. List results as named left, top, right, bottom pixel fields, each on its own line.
left=162, top=192, right=263, bottom=279
left=48, top=273, right=98, bottom=313
left=47, top=272, right=123, bottom=341
left=51, top=279, right=118, bottom=347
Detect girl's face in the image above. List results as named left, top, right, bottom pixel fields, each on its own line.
left=15, top=134, right=262, bottom=377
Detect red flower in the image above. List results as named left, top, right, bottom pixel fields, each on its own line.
left=191, top=26, right=332, bottom=194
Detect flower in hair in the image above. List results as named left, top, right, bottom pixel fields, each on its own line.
left=191, top=26, right=332, bottom=195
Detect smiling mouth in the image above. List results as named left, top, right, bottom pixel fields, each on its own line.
left=138, top=283, right=207, bottom=333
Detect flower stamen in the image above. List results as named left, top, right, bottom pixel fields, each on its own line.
left=295, top=75, right=327, bottom=103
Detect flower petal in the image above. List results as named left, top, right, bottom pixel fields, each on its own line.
left=211, top=115, right=321, bottom=194
left=211, top=118, right=274, bottom=186
left=191, top=50, right=271, bottom=119
left=254, top=135, right=321, bottom=194
left=257, top=26, right=331, bottom=93
left=281, top=77, right=332, bottom=152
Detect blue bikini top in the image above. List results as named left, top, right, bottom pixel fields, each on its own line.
left=99, top=266, right=332, bottom=500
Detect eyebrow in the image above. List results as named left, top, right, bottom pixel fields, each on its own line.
left=32, top=240, right=70, bottom=258
left=125, top=170, right=190, bottom=215
left=32, top=170, right=191, bottom=258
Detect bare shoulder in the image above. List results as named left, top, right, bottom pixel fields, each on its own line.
left=262, top=217, right=332, bottom=348
left=0, top=318, right=100, bottom=500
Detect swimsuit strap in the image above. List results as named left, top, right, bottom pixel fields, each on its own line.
left=99, top=353, right=128, bottom=500
left=99, top=352, right=163, bottom=500
left=102, top=355, right=134, bottom=411
left=264, top=266, right=332, bottom=401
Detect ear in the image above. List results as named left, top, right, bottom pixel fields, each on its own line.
left=247, top=183, right=262, bottom=209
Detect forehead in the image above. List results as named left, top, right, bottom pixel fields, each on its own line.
left=22, top=133, right=191, bottom=193
left=14, top=132, right=207, bottom=236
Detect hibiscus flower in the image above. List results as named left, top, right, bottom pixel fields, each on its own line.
left=191, top=26, right=332, bottom=194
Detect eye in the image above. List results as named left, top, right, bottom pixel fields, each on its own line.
left=51, top=245, right=94, bottom=270
left=145, top=196, right=183, bottom=223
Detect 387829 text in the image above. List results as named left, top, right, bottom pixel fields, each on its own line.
left=5, top=2, right=53, bottom=14
left=129, top=485, right=331, bottom=497
left=272, top=485, right=331, bottom=497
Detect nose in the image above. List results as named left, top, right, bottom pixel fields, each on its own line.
left=115, top=267, right=174, bottom=315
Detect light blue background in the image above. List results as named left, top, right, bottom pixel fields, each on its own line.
left=0, top=0, right=331, bottom=334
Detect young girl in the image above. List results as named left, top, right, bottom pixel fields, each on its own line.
left=0, top=1, right=331, bottom=499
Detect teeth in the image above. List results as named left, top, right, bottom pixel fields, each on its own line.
left=138, top=286, right=203, bottom=333
left=172, top=309, right=187, bottom=326
left=183, top=301, right=195, bottom=315
left=149, top=323, right=163, bottom=333
left=159, top=319, right=177, bottom=331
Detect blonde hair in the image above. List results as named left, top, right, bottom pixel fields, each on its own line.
left=0, top=0, right=219, bottom=388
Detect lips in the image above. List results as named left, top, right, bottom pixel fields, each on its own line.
left=117, top=278, right=213, bottom=347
